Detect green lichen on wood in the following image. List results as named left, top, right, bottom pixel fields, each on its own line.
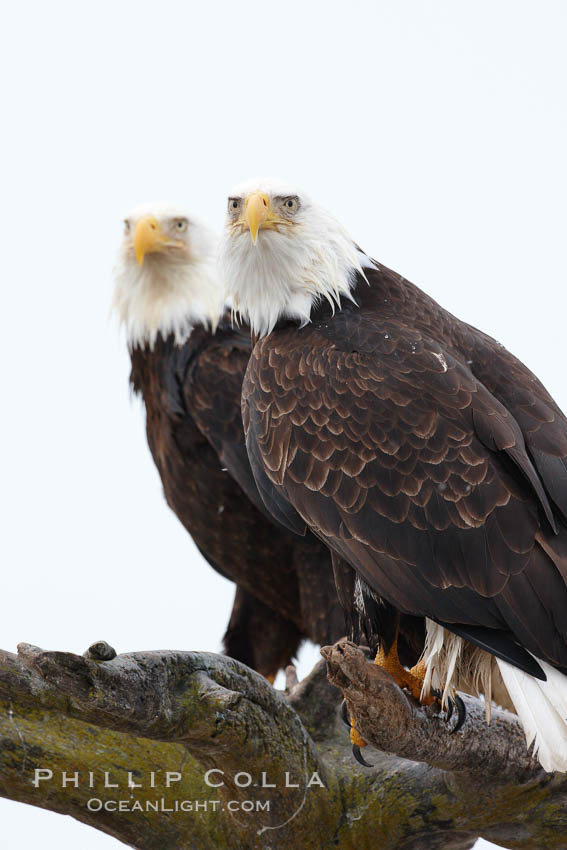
left=1, top=644, right=567, bottom=849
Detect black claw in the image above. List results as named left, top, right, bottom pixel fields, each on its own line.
left=341, top=701, right=373, bottom=766
left=352, top=745, right=373, bottom=767
left=450, top=694, right=467, bottom=734
left=429, top=688, right=467, bottom=732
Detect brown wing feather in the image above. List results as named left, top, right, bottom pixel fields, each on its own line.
left=368, top=262, right=567, bottom=522
left=186, top=323, right=345, bottom=645
left=243, top=303, right=567, bottom=671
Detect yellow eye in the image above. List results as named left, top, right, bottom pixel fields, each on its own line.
left=282, top=197, right=299, bottom=213
left=228, top=198, right=241, bottom=214
left=173, top=218, right=188, bottom=232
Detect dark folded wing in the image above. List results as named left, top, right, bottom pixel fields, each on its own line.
left=454, top=322, right=567, bottom=522
left=364, top=262, right=567, bottom=524
left=183, top=322, right=340, bottom=640
left=243, top=315, right=567, bottom=670
left=184, top=322, right=284, bottom=521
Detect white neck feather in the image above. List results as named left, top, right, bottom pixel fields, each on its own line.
left=220, top=208, right=365, bottom=338
left=113, top=253, right=223, bottom=350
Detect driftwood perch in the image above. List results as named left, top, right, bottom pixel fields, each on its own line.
left=0, top=638, right=566, bottom=849
left=321, top=640, right=540, bottom=782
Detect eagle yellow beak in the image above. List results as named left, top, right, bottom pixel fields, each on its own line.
left=245, top=193, right=272, bottom=245
left=134, top=216, right=173, bottom=266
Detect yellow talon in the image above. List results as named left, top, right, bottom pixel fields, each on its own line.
left=374, top=637, right=435, bottom=704
left=350, top=725, right=367, bottom=748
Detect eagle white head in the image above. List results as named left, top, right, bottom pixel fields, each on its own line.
left=113, top=204, right=224, bottom=349
left=219, top=179, right=366, bottom=338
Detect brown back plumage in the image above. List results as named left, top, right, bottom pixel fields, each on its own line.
left=242, top=262, right=567, bottom=675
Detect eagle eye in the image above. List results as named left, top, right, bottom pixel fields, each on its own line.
left=282, top=196, right=299, bottom=214
left=228, top=198, right=241, bottom=214
left=173, top=218, right=188, bottom=233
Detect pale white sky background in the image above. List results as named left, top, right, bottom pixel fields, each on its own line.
left=0, top=1, right=565, bottom=847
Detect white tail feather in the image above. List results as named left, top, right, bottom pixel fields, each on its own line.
left=497, top=658, right=567, bottom=773
left=422, top=620, right=567, bottom=771
left=421, top=620, right=500, bottom=719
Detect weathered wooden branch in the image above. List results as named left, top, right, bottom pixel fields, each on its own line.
left=321, top=640, right=540, bottom=783
left=1, top=638, right=566, bottom=849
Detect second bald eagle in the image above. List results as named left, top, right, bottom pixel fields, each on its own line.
left=113, top=205, right=344, bottom=681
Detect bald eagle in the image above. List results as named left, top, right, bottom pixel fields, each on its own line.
left=220, top=179, right=567, bottom=772
left=113, top=205, right=344, bottom=681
